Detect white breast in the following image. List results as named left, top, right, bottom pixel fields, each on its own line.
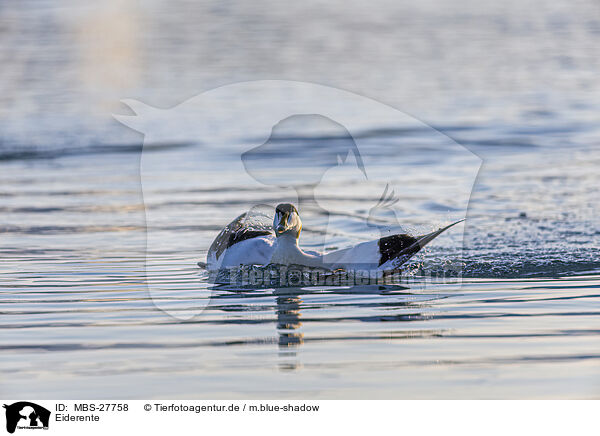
left=207, top=235, right=275, bottom=270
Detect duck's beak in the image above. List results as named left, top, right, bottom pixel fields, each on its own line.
left=274, top=212, right=290, bottom=235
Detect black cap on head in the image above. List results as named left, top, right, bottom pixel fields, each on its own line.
left=275, top=203, right=298, bottom=215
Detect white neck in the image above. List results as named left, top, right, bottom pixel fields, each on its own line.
left=269, top=232, right=323, bottom=267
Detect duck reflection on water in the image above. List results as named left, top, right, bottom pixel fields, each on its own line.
left=273, top=289, right=303, bottom=371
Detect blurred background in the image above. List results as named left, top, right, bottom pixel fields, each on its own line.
left=1, top=0, right=598, bottom=152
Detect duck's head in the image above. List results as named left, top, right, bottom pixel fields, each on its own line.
left=274, top=203, right=302, bottom=238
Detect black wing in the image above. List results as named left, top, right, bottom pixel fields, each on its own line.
left=209, top=212, right=273, bottom=261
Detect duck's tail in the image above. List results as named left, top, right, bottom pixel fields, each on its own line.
left=379, top=219, right=465, bottom=269
left=412, top=219, right=465, bottom=250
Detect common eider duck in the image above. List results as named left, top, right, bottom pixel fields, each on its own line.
left=206, top=203, right=462, bottom=272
